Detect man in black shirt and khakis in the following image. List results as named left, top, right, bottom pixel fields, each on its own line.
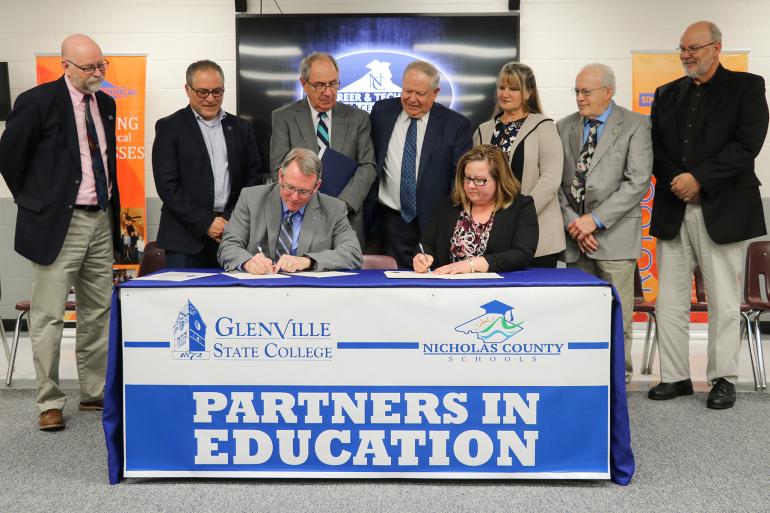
left=648, top=20, right=768, bottom=409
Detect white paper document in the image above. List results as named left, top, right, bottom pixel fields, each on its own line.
left=224, top=272, right=291, bottom=280
left=289, top=271, right=358, bottom=278
left=384, top=271, right=502, bottom=280
left=131, top=271, right=218, bottom=282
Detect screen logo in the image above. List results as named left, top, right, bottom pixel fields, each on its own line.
left=336, top=51, right=454, bottom=112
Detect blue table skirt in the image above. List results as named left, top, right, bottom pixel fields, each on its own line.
left=103, top=268, right=635, bottom=485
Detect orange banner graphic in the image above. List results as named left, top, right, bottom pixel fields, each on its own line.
left=36, top=54, right=147, bottom=285
left=631, top=51, right=748, bottom=321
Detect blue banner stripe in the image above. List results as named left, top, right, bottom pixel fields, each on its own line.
left=125, top=341, right=171, bottom=348
left=568, top=342, right=609, bottom=350
left=337, top=342, right=419, bottom=349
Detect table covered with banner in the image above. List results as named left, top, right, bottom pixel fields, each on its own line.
left=103, top=269, right=634, bottom=485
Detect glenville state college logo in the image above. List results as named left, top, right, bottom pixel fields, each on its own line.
left=172, top=300, right=209, bottom=360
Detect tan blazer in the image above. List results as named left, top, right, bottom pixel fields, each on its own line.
left=474, top=113, right=566, bottom=258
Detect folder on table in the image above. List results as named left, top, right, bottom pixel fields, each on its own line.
left=319, top=147, right=357, bottom=197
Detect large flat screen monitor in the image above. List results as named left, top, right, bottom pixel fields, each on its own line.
left=236, top=13, right=520, bottom=180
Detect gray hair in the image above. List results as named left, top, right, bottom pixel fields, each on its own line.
left=280, top=148, right=322, bottom=179
left=186, top=60, right=224, bottom=86
left=300, top=52, right=339, bottom=82
left=581, top=63, right=616, bottom=94
left=403, top=60, right=440, bottom=90
left=702, top=20, right=722, bottom=42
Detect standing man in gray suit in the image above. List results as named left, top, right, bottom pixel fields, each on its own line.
left=218, top=148, right=362, bottom=274
left=270, top=52, right=376, bottom=246
left=557, top=63, right=653, bottom=382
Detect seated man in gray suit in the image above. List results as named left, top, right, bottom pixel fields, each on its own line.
left=218, top=148, right=362, bottom=274
left=557, top=63, right=653, bottom=383
left=270, top=52, right=376, bottom=246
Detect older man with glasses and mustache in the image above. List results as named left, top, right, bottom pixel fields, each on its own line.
left=0, top=34, right=122, bottom=431
left=218, top=148, right=362, bottom=274
left=648, top=21, right=769, bottom=409
left=152, top=60, right=263, bottom=269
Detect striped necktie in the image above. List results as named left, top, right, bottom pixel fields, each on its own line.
left=317, top=111, right=330, bottom=149
left=276, top=211, right=296, bottom=258
left=83, top=94, right=109, bottom=210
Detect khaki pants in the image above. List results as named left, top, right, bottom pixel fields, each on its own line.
left=30, top=208, right=113, bottom=412
left=569, top=254, right=636, bottom=382
left=655, top=203, right=742, bottom=384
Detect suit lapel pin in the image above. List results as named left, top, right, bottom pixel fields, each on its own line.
left=613, top=126, right=621, bottom=135
left=108, top=115, right=114, bottom=120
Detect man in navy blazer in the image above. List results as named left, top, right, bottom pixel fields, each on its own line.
left=153, top=60, right=262, bottom=268
left=369, top=60, right=473, bottom=267
left=0, top=34, right=121, bottom=430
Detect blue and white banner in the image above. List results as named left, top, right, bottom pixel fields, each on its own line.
left=120, top=283, right=612, bottom=479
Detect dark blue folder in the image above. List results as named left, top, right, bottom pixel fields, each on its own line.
left=319, top=147, right=357, bottom=197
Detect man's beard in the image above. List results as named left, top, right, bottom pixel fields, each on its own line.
left=73, top=74, right=104, bottom=94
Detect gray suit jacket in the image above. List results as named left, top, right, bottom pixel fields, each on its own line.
left=556, top=103, right=653, bottom=262
left=270, top=99, right=377, bottom=243
left=217, top=184, right=363, bottom=272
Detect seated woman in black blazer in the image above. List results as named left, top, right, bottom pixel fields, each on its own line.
left=413, top=144, right=538, bottom=274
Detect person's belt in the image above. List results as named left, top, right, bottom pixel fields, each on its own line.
left=73, top=204, right=101, bottom=212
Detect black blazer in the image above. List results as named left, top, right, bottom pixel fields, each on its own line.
left=368, top=98, right=473, bottom=231
left=0, top=76, right=121, bottom=265
left=152, top=106, right=262, bottom=254
left=420, top=195, right=539, bottom=272
left=650, top=65, right=768, bottom=244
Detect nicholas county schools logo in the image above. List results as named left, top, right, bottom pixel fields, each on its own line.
left=335, top=51, right=455, bottom=112
left=172, top=300, right=209, bottom=360
left=455, top=300, right=524, bottom=343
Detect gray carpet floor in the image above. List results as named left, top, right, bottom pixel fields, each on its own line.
left=1, top=388, right=768, bottom=513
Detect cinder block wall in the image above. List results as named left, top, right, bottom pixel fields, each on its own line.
left=1, top=0, right=769, bottom=321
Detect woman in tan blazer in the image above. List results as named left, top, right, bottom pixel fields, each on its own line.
left=474, top=62, right=565, bottom=267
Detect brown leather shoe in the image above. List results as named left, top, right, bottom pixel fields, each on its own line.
left=39, top=409, right=65, bottom=431
left=79, top=399, right=104, bottom=411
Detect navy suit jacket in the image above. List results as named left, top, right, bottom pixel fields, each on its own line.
left=650, top=65, right=768, bottom=244
left=0, top=76, right=121, bottom=265
left=369, top=98, right=472, bottom=231
left=152, top=106, right=262, bottom=254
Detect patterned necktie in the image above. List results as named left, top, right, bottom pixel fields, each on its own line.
left=571, top=119, right=601, bottom=210
left=317, top=111, right=330, bottom=149
left=83, top=94, right=109, bottom=210
left=400, top=117, right=418, bottom=223
left=276, top=211, right=295, bottom=258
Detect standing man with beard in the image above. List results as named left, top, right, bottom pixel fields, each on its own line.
left=0, top=34, right=121, bottom=430
left=648, top=21, right=768, bottom=409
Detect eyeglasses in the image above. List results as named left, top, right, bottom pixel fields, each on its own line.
left=675, top=41, right=717, bottom=55
left=188, top=86, right=225, bottom=99
left=462, top=175, right=489, bottom=186
left=65, top=59, right=109, bottom=75
left=280, top=183, right=316, bottom=197
left=571, top=86, right=607, bottom=98
left=308, top=81, right=340, bottom=92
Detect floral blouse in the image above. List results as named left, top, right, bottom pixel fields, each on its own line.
left=449, top=209, right=495, bottom=263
